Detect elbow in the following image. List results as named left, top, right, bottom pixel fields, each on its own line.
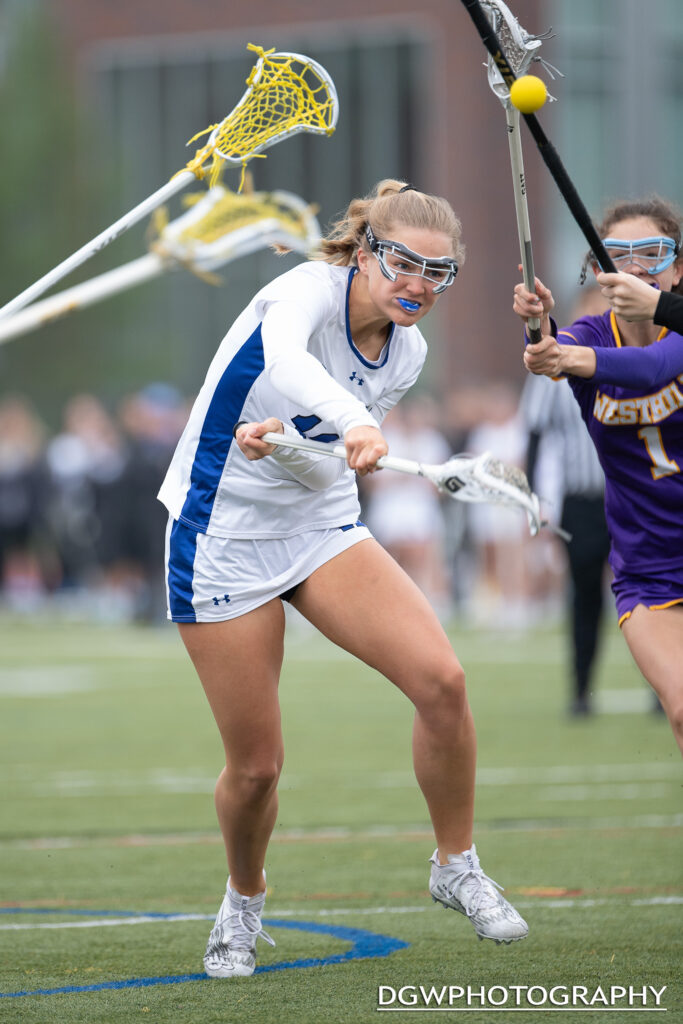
left=298, top=466, right=346, bottom=491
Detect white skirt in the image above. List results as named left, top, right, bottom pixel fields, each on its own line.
left=165, top=516, right=372, bottom=622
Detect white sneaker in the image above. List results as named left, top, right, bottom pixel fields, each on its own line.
left=429, top=845, right=528, bottom=944
left=203, top=880, right=275, bottom=978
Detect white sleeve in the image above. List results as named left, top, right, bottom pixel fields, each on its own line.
left=260, top=301, right=380, bottom=436
left=268, top=422, right=348, bottom=491
left=366, top=367, right=424, bottom=424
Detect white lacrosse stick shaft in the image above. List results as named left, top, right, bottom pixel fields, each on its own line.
left=261, top=431, right=425, bottom=477
left=0, top=254, right=164, bottom=344
left=0, top=171, right=195, bottom=322
left=481, top=0, right=548, bottom=342
left=506, top=106, right=541, bottom=340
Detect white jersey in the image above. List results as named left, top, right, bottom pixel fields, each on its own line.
left=158, top=261, right=427, bottom=538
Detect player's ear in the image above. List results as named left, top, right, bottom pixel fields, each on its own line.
left=356, top=244, right=370, bottom=274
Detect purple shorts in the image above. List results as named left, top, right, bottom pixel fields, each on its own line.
left=611, top=565, right=683, bottom=626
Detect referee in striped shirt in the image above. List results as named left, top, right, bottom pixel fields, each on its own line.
left=522, top=371, right=609, bottom=716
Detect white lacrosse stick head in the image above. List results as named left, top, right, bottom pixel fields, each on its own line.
left=480, top=0, right=560, bottom=107
left=422, top=451, right=542, bottom=537
left=153, top=185, right=321, bottom=273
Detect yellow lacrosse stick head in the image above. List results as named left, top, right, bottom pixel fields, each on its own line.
left=185, top=44, right=339, bottom=189
left=151, top=184, right=322, bottom=276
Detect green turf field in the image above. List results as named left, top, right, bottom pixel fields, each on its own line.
left=1, top=614, right=681, bottom=1023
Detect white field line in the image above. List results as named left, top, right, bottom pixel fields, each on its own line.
left=0, top=914, right=214, bottom=931
left=2, top=762, right=679, bottom=797
left=6, top=779, right=676, bottom=802
left=594, top=689, right=654, bottom=713
left=283, top=645, right=634, bottom=666
left=0, top=631, right=636, bottom=682
left=2, top=814, right=682, bottom=852
left=1, top=896, right=682, bottom=932
left=0, top=667, right=98, bottom=697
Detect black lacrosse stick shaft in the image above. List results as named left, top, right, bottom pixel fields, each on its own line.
left=459, top=0, right=616, bottom=274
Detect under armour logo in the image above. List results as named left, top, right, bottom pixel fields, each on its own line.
left=349, top=371, right=364, bottom=386
left=212, top=594, right=231, bottom=606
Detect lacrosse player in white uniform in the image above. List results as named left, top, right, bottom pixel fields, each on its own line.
left=159, top=180, right=528, bottom=978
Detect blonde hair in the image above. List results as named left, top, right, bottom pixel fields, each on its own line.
left=318, top=179, right=465, bottom=268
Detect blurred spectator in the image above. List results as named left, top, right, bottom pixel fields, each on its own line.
left=362, top=396, right=452, bottom=617
left=0, top=395, right=51, bottom=609
left=465, top=380, right=531, bottom=628
left=0, top=385, right=188, bottom=621
left=4, top=379, right=601, bottom=638
left=44, top=393, right=130, bottom=615
left=441, top=384, right=491, bottom=614
left=118, top=383, right=187, bottom=622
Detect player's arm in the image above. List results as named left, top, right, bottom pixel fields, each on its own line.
left=234, top=418, right=387, bottom=485
left=261, top=302, right=380, bottom=433
left=596, top=272, right=660, bottom=322
left=234, top=417, right=349, bottom=489
left=653, top=290, right=683, bottom=333
left=523, top=335, right=597, bottom=378
left=513, top=276, right=601, bottom=379
left=596, top=272, right=683, bottom=333
left=238, top=300, right=389, bottom=483
left=535, top=323, right=683, bottom=389
left=589, top=333, right=683, bottom=389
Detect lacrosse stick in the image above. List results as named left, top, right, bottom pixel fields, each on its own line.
left=0, top=186, right=321, bottom=344
left=259, top=430, right=570, bottom=540
left=0, top=44, right=338, bottom=322
left=480, top=0, right=562, bottom=343
left=459, top=0, right=616, bottom=277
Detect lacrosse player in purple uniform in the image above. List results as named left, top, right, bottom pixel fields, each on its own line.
left=513, top=197, right=683, bottom=755
left=160, top=181, right=528, bottom=979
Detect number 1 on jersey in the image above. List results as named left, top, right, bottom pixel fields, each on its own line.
left=638, top=426, right=680, bottom=479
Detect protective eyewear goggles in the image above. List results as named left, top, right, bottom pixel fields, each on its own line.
left=365, top=225, right=458, bottom=294
left=601, top=236, right=679, bottom=275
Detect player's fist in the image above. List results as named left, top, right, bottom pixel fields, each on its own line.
left=596, top=272, right=659, bottom=322
left=234, top=418, right=284, bottom=460
left=344, top=425, right=388, bottom=475
left=523, top=335, right=564, bottom=376
left=513, top=273, right=555, bottom=325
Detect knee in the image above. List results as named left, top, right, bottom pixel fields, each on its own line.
left=416, top=659, right=469, bottom=724
left=221, top=755, right=283, bottom=802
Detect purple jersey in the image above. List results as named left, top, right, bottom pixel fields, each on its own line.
left=558, top=310, right=683, bottom=578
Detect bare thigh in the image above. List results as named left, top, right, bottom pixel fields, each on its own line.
left=622, top=604, right=683, bottom=709
left=291, top=538, right=463, bottom=704
left=178, top=598, right=286, bottom=766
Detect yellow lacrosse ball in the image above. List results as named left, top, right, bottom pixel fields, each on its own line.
left=509, top=75, right=547, bottom=114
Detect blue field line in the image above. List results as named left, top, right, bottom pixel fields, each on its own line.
left=0, top=912, right=409, bottom=998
